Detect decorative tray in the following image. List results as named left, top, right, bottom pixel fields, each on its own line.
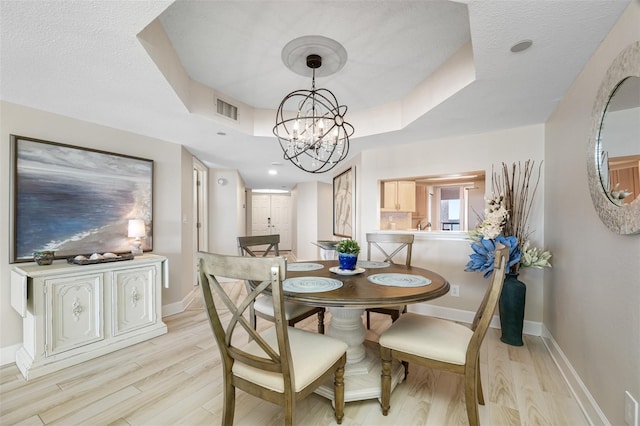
left=329, top=266, right=365, bottom=276
left=67, top=253, right=134, bottom=265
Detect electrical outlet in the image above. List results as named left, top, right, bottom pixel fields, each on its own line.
left=450, top=285, right=460, bottom=297
left=626, top=391, right=639, bottom=426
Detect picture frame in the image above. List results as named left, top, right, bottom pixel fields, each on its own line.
left=333, top=167, right=355, bottom=238
left=10, top=135, right=154, bottom=263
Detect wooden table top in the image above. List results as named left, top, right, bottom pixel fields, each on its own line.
left=283, top=260, right=449, bottom=308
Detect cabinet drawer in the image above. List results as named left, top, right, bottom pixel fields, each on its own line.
left=45, top=274, right=104, bottom=356
left=112, top=265, right=156, bottom=336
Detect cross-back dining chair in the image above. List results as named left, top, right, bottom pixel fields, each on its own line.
left=365, top=232, right=415, bottom=329
left=197, top=252, right=347, bottom=426
left=238, top=235, right=325, bottom=334
left=378, top=244, right=509, bottom=426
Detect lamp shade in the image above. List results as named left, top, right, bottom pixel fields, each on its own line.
left=128, top=219, right=146, bottom=238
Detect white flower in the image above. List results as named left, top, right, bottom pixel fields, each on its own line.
left=520, top=240, right=552, bottom=269
left=475, top=194, right=508, bottom=240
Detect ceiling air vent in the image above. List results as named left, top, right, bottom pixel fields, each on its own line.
left=216, top=99, right=238, bottom=121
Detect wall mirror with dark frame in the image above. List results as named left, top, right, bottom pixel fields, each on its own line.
left=587, top=41, right=640, bottom=235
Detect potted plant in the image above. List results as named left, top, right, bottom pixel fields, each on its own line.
left=335, top=239, right=360, bottom=270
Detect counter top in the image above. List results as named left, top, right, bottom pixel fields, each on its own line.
left=374, top=230, right=468, bottom=241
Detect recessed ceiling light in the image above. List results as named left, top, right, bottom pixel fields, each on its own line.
left=510, top=39, right=533, bottom=53
left=268, top=169, right=277, bottom=175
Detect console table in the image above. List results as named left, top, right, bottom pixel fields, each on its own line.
left=10, top=253, right=168, bottom=380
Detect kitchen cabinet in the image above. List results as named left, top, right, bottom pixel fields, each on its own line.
left=382, top=180, right=416, bottom=212
left=412, top=183, right=428, bottom=219
left=10, top=254, right=168, bottom=380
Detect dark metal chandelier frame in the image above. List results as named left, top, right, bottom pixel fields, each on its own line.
left=273, top=54, right=354, bottom=174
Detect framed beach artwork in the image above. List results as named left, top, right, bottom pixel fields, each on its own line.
left=10, top=135, right=153, bottom=263
left=333, top=167, right=355, bottom=238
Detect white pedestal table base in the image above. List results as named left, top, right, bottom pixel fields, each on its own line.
left=314, top=307, right=405, bottom=402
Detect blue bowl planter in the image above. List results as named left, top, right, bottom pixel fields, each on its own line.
left=338, top=253, right=358, bottom=270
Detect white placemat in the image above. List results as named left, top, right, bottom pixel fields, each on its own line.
left=283, top=277, right=343, bottom=293
left=356, top=260, right=391, bottom=268
left=287, top=262, right=324, bottom=271
left=367, top=273, right=431, bottom=287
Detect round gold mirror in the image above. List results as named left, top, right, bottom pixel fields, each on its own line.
left=587, top=41, right=640, bottom=234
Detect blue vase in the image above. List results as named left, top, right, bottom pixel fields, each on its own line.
left=338, top=253, right=358, bottom=270
left=499, top=273, right=526, bottom=346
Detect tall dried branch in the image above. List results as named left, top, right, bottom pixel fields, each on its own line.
left=491, top=160, right=542, bottom=249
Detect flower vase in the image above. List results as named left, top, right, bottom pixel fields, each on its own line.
left=338, top=253, right=358, bottom=270
left=499, top=273, right=526, bottom=346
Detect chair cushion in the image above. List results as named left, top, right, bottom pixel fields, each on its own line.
left=253, top=295, right=319, bottom=320
left=379, top=313, right=473, bottom=365
left=233, top=327, right=347, bottom=393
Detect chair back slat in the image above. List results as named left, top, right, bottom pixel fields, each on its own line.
left=467, top=245, right=509, bottom=362
left=198, top=252, right=293, bottom=377
left=366, top=233, right=414, bottom=266
left=238, top=235, right=280, bottom=257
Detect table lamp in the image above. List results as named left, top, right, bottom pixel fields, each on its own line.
left=128, top=219, right=146, bottom=255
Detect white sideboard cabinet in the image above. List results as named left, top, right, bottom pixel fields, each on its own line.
left=10, top=254, right=168, bottom=380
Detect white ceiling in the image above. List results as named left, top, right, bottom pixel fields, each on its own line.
left=0, top=0, right=631, bottom=190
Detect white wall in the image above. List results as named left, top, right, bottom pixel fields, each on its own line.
left=544, top=2, right=640, bottom=424
left=0, top=101, right=191, bottom=358
left=318, top=182, right=334, bottom=240
left=208, top=169, right=246, bottom=255
left=358, top=124, right=546, bottom=321
left=294, top=182, right=320, bottom=261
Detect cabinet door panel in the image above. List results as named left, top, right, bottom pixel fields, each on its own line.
left=397, top=181, right=416, bottom=211
left=46, top=274, right=103, bottom=356
left=382, top=181, right=399, bottom=210
left=112, top=266, right=156, bottom=336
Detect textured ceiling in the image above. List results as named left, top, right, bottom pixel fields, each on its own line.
left=0, top=0, right=632, bottom=190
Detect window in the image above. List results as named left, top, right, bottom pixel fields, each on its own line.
left=378, top=171, right=486, bottom=232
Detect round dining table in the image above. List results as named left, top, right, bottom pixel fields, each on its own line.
left=284, top=259, right=449, bottom=403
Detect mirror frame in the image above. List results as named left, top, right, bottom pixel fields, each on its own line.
left=587, top=41, right=640, bottom=235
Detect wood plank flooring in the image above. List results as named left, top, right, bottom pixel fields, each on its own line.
left=0, top=284, right=587, bottom=425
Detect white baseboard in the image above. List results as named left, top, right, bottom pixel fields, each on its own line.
left=162, top=286, right=200, bottom=317
left=541, top=325, right=609, bottom=425
left=408, top=303, right=542, bottom=336
left=0, top=344, right=21, bottom=367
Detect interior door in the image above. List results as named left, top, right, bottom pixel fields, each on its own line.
left=251, top=194, right=271, bottom=237
left=269, top=194, right=291, bottom=250
left=251, top=193, right=292, bottom=251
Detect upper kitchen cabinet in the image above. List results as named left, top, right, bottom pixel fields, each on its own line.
left=382, top=180, right=416, bottom=212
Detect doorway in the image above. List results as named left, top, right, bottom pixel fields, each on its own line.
left=193, top=159, right=208, bottom=285
left=251, top=193, right=292, bottom=250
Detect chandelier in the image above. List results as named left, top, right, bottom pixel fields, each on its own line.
left=273, top=54, right=354, bottom=174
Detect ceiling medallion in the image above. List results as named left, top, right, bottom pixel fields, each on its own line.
left=273, top=36, right=354, bottom=174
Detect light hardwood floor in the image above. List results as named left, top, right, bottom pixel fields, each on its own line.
left=1, top=284, right=587, bottom=425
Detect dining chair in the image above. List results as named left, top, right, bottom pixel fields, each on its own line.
left=365, top=232, right=415, bottom=329
left=197, top=252, right=347, bottom=426
left=378, top=244, right=509, bottom=426
left=238, top=235, right=326, bottom=334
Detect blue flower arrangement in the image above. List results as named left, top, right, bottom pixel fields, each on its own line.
left=465, top=161, right=551, bottom=278
left=465, top=235, right=521, bottom=278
